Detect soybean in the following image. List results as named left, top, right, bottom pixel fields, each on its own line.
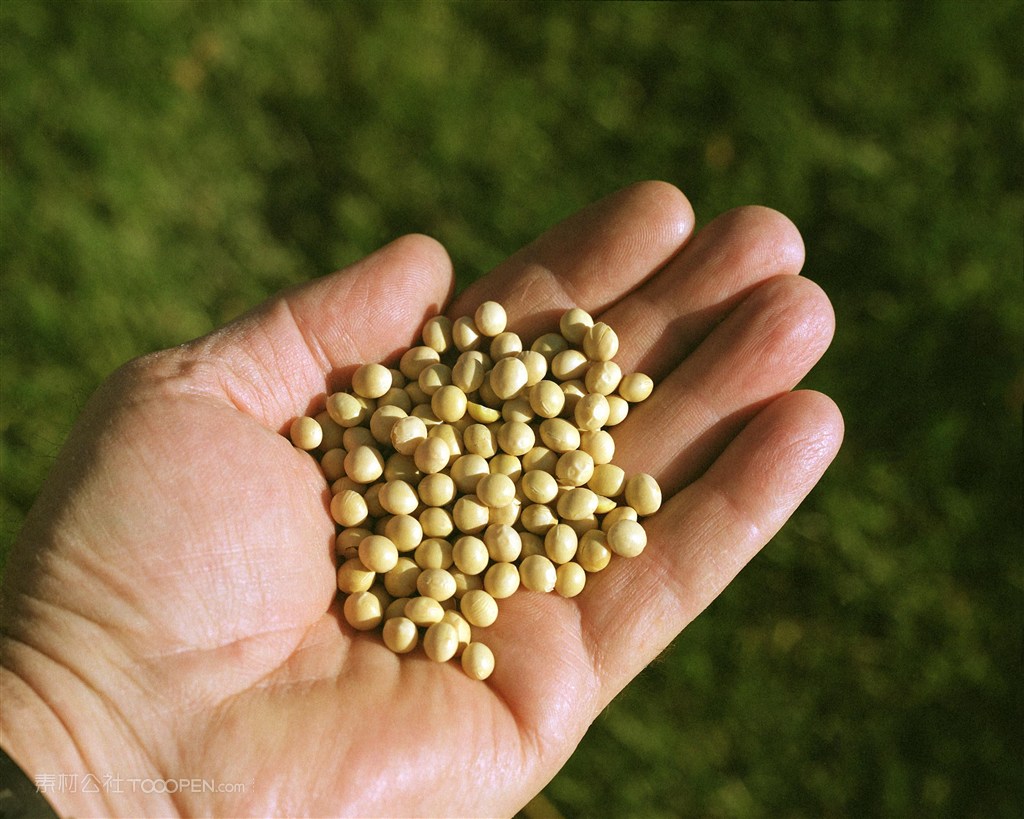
left=290, top=416, right=323, bottom=450
left=474, top=301, right=507, bottom=337
left=423, top=622, right=460, bottom=662
left=619, top=372, right=654, bottom=403
left=625, top=473, right=663, bottom=516
left=461, top=642, right=495, bottom=680
left=484, top=562, right=521, bottom=599
left=352, top=363, right=393, bottom=399
left=555, top=562, right=587, bottom=598
left=382, top=616, right=419, bottom=654
left=460, top=589, right=499, bottom=627
left=519, top=554, right=557, bottom=593
left=344, top=591, right=383, bottom=631
left=290, top=300, right=662, bottom=680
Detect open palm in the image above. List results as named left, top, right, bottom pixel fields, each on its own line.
left=1, top=182, right=842, bottom=818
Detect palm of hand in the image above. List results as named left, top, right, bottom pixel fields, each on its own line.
left=110, top=362, right=592, bottom=817
left=2, top=183, right=842, bottom=818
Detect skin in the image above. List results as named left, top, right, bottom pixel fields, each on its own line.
left=0, top=181, right=843, bottom=818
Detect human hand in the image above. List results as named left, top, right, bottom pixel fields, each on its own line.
left=0, top=182, right=843, bottom=818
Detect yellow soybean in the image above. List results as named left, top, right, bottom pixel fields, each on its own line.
left=539, top=418, right=580, bottom=453
left=556, top=450, right=595, bottom=487
left=605, top=395, right=629, bottom=426
left=607, top=519, right=648, bottom=558
left=419, top=506, right=455, bottom=538
left=489, top=331, right=522, bottom=359
left=551, top=349, right=590, bottom=381
left=331, top=489, right=368, bottom=527
left=359, top=535, right=399, bottom=573
left=382, top=616, right=419, bottom=654
left=289, top=416, right=323, bottom=450
left=544, top=524, right=578, bottom=564
left=585, top=360, right=622, bottom=395
left=418, top=363, right=452, bottom=396
left=619, top=372, right=654, bottom=403
left=414, top=537, right=454, bottom=570
left=414, top=437, right=450, bottom=474
left=522, top=446, right=559, bottom=474
left=459, top=589, right=499, bottom=627
left=345, top=445, right=385, bottom=483
left=516, top=350, right=548, bottom=386
left=441, top=610, right=472, bottom=656
left=461, top=641, right=495, bottom=680
left=529, top=380, right=565, bottom=419
left=489, top=499, right=522, bottom=527
left=484, top=523, right=522, bottom=563
left=453, top=535, right=490, bottom=576
left=485, top=455, right=520, bottom=484
left=417, top=472, right=456, bottom=507
left=431, top=385, right=468, bottom=423
left=474, top=301, right=507, bottom=337
left=519, top=503, right=559, bottom=535
left=519, top=554, right=557, bottom=593
left=337, top=558, right=375, bottom=594
left=497, top=420, right=535, bottom=456
left=422, top=315, right=454, bottom=353
left=326, top=392, right=370, bottom=428
left=452, top=351, right=490, bottom=393
left=383, top=557, right=420, bottom=597
left=378, top=479, right=418, bottom=516
left=589, top=463, right=626, bottom=497
left=500, top=397, right=534, bottom=424
left=452, top=495, right=490, bottom=534
left=336, top=526, right=373, bottom=556
left=343, top=591, right=383, bottom=631
left=400, top=346, right=441, bottom=380
left=555, top=562, right=587, bottom=598
left=531, top=332, right=569, bottom=362
left=490, top=357, right=529, bottom=400
left=463, top=424, right=498, bottom=458
left=477, top=473, right=516, bottom=508
left=452, top=315, right=482, bottom=351
left=417, top=568, right=457, bottom=601
left=315, top=411, right=345, bottom=450
left=577, top=533, right=612, bottom=572
left=405, top=595, right=445, bottom=627
left=522, top=470, right=559, bottom=504
left=390, top=415, right=428, bottom=455
left=556, top=487, right=599, bottom=520
left=600, top=506, right=638, bottom=531
left=559, top=307, right=594, bottom=344
left=383, top=514, right=423, bottom=552
left=467, top=401, right=501, bottom=424
left=352, top=363, right=393, bottom=399
left=320, top=447, right=348, bottom=481
left=575, top=393, right=610, bottom=431
left=580, top=430, right=615, bottom=464
left=484, top=562, right=521, bottom=599
left=582, top=322, right=619, bottom=361
left=625, top=473, right=663, bottom=516
left=450, top=454, right=490, bottom=495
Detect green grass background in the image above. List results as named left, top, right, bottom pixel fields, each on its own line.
left=1, top=1, right=1020, bottom=816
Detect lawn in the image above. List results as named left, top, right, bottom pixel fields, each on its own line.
left=1, top=1, right=1021, bottom=816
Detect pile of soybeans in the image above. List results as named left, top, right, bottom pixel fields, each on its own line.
left=288, top=302, right=661, bottom=680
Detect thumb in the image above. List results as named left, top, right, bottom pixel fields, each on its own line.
left=185, top=233, right=454, bottom=429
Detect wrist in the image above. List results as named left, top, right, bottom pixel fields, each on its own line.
left=0, top=662, right=113, bottom=818
left=1, top=627, right=176, bottom=817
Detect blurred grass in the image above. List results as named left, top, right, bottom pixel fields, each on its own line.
left=1, top=1, right=1021, bottom=816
